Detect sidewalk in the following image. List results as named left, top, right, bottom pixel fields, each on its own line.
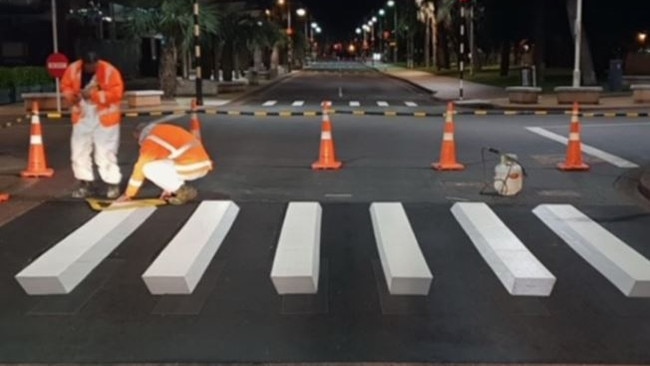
left=372, top=62, right=650, bottom=111
left=0, top=73, right=292, bottom=124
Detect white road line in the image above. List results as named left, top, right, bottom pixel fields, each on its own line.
left=142, top=201, right=240, bottom=295
left=534, top=204, right=650, bottom=297
left=349, top=101, right=360, bottom=107
left=370, top=202, right=433, bottom=295
left=292, top=100, right=305, bottom=107
left=451, top=202, right=556, bottom=297
left=270, top=202, right=322, bottom=295
left=526, top=126, right=639, bottom=168
left=405, top=101, right=418, bottom=107
left=262, top=100, right=277, bottom=107
left=16, top=207, right=156, bottom=295
left=540, top=122, right=650, bottom=128
left=377, top=101, right=389, bottom=107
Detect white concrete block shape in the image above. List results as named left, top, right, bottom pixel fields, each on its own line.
left=15, top=207, right=156, bottom=295
left=370, top=202, right=433, bottom=295
left=533, top=204, right=650, bottom=297
left=270, top=202, right=322, bottom=295
left=142, top=201, right=240, bottom=295
left=452, top=202, right=556, bottom=296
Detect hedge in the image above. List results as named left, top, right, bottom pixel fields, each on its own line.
left=0, top=66, right=53, bottom=89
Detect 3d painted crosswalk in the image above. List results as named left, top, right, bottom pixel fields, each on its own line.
left=258, top=100, right=420, bottom=108
left=14, top=201, right=650, bottom=301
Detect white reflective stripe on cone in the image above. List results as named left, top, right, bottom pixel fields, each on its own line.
left=321, top=131, right=332, bottom=140
left=31, top=116, right=39, bottom=124
left=30, top=135, right=43, bottom=145
left=569, top=132, right=580, bottom=141
left=443, top=132, right=454, bottom=141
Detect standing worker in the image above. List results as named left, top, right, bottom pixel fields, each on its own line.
left=61, top=51, right=124, bottom=199
left=115, top=123, right=213, bottom=205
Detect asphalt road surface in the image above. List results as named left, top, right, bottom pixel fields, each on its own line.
left=1, top=65, right=650, bottom=364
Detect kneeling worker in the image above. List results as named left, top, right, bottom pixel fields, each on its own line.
left=115, top=123, right=213, bottom=205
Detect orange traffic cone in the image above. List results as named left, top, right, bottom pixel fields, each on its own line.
left=432, top=102, right=464, bottom=171
left=21, top=102, right=54, bottom=178
left=312, top=101, right=342, bottom=170
left=557, top=102, right=589, bottom=171
left=0, top=193, right=9, bottom=203
left=190, top=98, right=202, bottom=141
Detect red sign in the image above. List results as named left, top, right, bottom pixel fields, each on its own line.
left=46, top=53, right=69, bottom=78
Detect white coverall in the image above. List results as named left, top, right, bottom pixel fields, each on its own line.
left=71, top=89, right=122, bottom=185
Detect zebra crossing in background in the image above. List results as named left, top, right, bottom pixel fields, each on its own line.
left=258, top=100, right=420, bottom=108
left=14, top=201, right=650, bottom=299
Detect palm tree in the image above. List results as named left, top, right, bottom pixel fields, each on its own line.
left=416, top=0, right=436, bottom=69
left=123, top=0, right=220, bottom=98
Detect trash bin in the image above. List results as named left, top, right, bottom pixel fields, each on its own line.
left=520, top=67, right=532, bottom=87
left=608, top=59, right=623, bottom=91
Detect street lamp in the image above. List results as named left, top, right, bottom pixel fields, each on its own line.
left=638, top=32, right=647, bottom=44
left=379, top=9, right=385, bottom=16
left=572, top=0, right=583, bottom=87
left=356, top=28, right=362, bottom=35
left=296, top=8, right=306, bottom=17
left=387, top=0, right=397, bottom=63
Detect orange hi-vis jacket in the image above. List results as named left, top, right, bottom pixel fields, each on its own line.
left=125, top=124, right=213, bottom=198
left=60, top=60, right=124, bottom=126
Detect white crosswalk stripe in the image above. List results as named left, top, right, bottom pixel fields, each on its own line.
left=13, top=201, right=649, bottom=301
left=15, top=207, right=157, bottom=295
left=143, top=201, right=240, bottom=295
left=534, top=204, right=650, bottom=297
left=405, top=101, right=418, bottom=107
left=292, top=100, right=305, bottom=107
left=349, top=101, right=361, bottom=107
left=377, top=101, right=389, bottom=107
left=452, top=202, right=555, bottom=296
left=262, top=100, right=277, bottom=106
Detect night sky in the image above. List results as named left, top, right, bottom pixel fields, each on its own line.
left=301, top=0, right=385, bottom=39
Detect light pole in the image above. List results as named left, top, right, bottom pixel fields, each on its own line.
left=296, top=8, right=307, bottom=66
left=51, top=0, right=62, bottom=113
left=387, top=0, right=397, bottom=63
left=193, top=0, right=203, bottom=105
left=278, top=0, right=292, bottom=72
left=572, top=0, right=583, bottom=87
left=378, top=9, right=385, bottom=60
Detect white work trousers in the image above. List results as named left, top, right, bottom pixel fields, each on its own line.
left=142, top=160, right=209, bottom=193
left=71, top=102, right=122, bottom=184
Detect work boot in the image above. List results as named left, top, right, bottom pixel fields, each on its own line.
left=71, top=181, right=94, bottom=199
left=166, top=185, right=198, bottom=205
left=106, top=184, right=120, bottom=199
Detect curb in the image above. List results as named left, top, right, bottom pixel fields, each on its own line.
left=638, top=167, right=650, bottom=201
left=371, top=66, right=440, bottom=99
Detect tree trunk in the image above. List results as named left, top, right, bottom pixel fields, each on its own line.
left=424, top=16, right=430, bottom=69
left=254, top=46, right=263, bottom=72
left=222, top=40, right=234, bottom=82
left=159, top=43, right=177, bottom=98
left=470, top=5, right=479, bottom=74
left=566, top=0, right=597, bottom=85
left=438, top=26, right=450, bottom=69
left=431, top=15, right=437, bottom=71
left=499, top=40, right=510, bottom=76
left=270, top=43, right=280, bottom=78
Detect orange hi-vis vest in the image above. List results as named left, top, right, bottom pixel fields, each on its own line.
left=125, top=124, right=213, bottom=198
left=60, top=60, right=124, bottom=126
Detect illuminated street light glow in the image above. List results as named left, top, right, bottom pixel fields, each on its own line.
left=372, top=16, right=377, bottom=23
left=311, top=22, right=318, bottom=29
left=356, top=28, right=362, bottom=34
left=296, top=8, right=306, bottom=17
left=638, top=32, right=648, bottom=44
left=379, top=9, right=385, bottom=16
left=277, top=0, right=285, bottom=5
left=387, top=0, right=395, bottom=7
left=316, top=27, right=322, bottom=33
